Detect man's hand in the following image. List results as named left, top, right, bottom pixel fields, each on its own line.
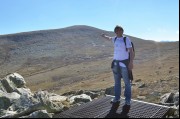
left=101, top=33, right=112, bottom=41
left=101, top=33, right=106, bottom=37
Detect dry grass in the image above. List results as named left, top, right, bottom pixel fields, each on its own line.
left=24, top=52, right=179, bottom=104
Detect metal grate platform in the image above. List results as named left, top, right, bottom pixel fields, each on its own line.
left=53, top=95, right=171, bottom=118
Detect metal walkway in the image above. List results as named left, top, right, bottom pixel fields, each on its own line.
left=53, top=95, right=171, bottom=118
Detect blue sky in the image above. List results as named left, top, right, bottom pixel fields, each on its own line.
left=0, top=0, right=179, bottom=41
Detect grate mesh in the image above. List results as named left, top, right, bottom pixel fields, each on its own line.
left=54, top=96, right=170, bottom=118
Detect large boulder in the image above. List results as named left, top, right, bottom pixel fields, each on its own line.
left=0, top=90, right=20, bottom=110
left=69, top=94, right=92, bottom=104
left=33, top=91, right=66, bottom=113
left=160, top=92, right=174, bottom=105
left=0, top=73, right=26, bottom=93
left=0, top=73, right=71, bottom=118
left=160, top=91, right=179, bottom=118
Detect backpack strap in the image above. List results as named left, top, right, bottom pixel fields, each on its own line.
left=123, top=37, right=128, bottom=51
left=131, top=42, right=135, bottom=56
left=123, top=37, right=135, bottom=55
left=114, top=37, right=117, bottom=43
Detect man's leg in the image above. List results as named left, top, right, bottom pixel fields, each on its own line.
left=121, top=67, right=131, bottom=105
left=121, top=67, right=131, bottom=114
left=112, top=71, right=122, bottom=102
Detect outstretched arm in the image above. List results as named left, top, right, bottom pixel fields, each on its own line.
left=101, top=33, right=112, bottom=41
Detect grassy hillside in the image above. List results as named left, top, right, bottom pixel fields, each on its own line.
left=0, top=25, right=179, bottom=103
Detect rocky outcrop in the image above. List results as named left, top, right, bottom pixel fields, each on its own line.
left=160, top=91, right=179, bottom=118
left=0, top=73, right=95, bottom=118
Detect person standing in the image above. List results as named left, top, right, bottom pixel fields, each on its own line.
left=101, top=25, right=134, bottom=114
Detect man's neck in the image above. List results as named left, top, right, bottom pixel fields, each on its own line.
left=117, top=35, right=123, bottom=38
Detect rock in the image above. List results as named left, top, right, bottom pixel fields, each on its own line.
left=0, top=109, right=17, bottom=117
left=176, top=105, right=179, bottom=117
left=33, top=91, right=65, bottom=113
left=62, top=90, right=102, bottom=100
left=173, top=92, right=179, bottom=106
left=49, top=95, right=67, bottom=102
left=0, top=82, right=6, bottom=92
left=84, top=91, right=99, bottom=99
left=138, top=83, right=146, bottom=88
left=8, top=93, right=39, bottom=113
left=9, top=73, right=26, bottom=88
left=69, top=94, right=92, bottom=104
left=105, top=86, right=114, bottom=95
left=160, top=93, right=174, bottom=104
left=76, top=90, right=84, bottom=95
left=0, top=73, right=73, bottom=118
left=14, top=88, right=33, bottom=96
left=20, top=110, right=53, bottom=118
left=0, top=90, right=20, bottom=110
left=2, top=91, right=65, bottom=118
left=137, top=95, right=146, bottom=100
left=0, top=96, right=11, bottom=110
left=61, top=90, right=85, bottom=96
left=0, top=73, right=26, bottom=93
left=61, top=91, right=77, bottom=96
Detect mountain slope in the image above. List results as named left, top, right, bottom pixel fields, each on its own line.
left=0, top=25, right=179, bottom=103
left=0, top=25, right=158, bottom=77
left=0, top=25, right=178, bottom=76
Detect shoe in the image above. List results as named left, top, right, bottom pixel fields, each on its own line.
left=121, top=104, right=131, bottom=114
left=109, top=101, right=120, bottom=113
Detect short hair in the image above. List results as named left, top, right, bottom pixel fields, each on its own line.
left=114, top=25, right=124, bottom=33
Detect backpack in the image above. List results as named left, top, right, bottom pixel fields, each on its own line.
left=114, top=36, right=135, bottom=58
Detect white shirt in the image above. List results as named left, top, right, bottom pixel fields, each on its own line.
left=112, top=36, right=132, bottom=67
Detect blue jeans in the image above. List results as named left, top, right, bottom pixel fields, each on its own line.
left=113, top=66, right=131, bottom=105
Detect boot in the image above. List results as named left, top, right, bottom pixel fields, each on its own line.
left=121, top=104, right=130, bottom=115
left=109, top=101, right=120, bottom=113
